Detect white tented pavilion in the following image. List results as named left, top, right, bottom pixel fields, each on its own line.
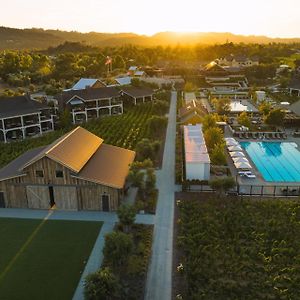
left=230, top=151, right=245, bottom=158
left=184, top=124, right=210, bottom=180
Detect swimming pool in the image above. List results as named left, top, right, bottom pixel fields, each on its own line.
left=240, top=142, right=300, bottom=182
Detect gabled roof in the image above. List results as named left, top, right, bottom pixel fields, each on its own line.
left=60, top=87, right=121, bottom=104
left=0, top=95, right=49, bottom=118
left=76, top=144, right=135, bottom=189
left=289, top=77, right=300, bottom=90
left=0, top=126, right=135, bottom=189
left=0, top=146, right=47, bottom=181
left=129, top=66, right=138, bottom=71
left=45, top=127, right=103, bottom=173
left=179, top=100, right=207, bottom=121
left=121, top=86, right=154, bottom=98
left=204, top=62, right=226, bottom=72
left=115, top=76, right=132, bottom=86
left=23, top=127, right=103, bottom=173
left=290, top=100, right=300, bottom=116
left=71, top=78, right=105, bottom=90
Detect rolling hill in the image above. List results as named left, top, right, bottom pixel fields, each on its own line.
left=1, top=26, right=300, bottom=50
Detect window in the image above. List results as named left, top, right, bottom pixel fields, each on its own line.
left=35, top=170, right=44, bottom=178
left=56, top=170, right=64, bottom=178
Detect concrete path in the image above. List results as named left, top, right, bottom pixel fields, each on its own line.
left=0, top=208, right=154, bottom=225
left=145, top=91, right=177, bottom=300
left=72, top=222, right=115, bottom=300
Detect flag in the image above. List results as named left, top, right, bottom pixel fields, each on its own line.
left=105, top=56, right=112, bottom=65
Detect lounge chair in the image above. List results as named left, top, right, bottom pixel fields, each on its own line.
left=244, top=173, right=256, bottom=179
left=252, top=132, right=258, bottom=139
left=239, top=132, right=244, bottom=139
left=245, top=133, right=249, bottom=139
left=276, top=133, right=281, bottom=139
left=283, top=133, right=288, bottom=139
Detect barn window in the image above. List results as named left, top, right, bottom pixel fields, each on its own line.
left=35, top=170, right=44, bottom=178
left=56, top=170, right=64, bottom=178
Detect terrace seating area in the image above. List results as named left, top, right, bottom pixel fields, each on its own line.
left=225, top=137, right=256, bottom=179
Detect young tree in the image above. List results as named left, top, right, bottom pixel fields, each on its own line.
left=237, top=111, right=251, bottom=128
left=103, top=232, right=134, bottom=268
left=136, top=138, right=160, bottom=161
left=212, top=98, right=231, bottom=115
left=128, top=169, right=144, bottom=188
left=209, top=177, right=235, bottom=197
left=204, top=127, right=224, bottom=151
left=210, top=143, right=227, bottom=165
left=146, top=116, right=168, bottom=138
left=264, top=109, right=286, bottom=127
left=258, top=101, right=272, bottom=116
left=145, top=167, right=156, bottom=191
left=202, top=114, right=218, bottom=132
left=84, top=267, right=120, bottom=300
left=117, top=204, right=136, bottom=233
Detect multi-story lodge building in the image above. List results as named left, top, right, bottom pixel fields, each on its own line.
left=0, top=94, right=55, bottom=143
left=0, top=126, right=135, bottom=211
left=58, top=87, right=123, bottom=124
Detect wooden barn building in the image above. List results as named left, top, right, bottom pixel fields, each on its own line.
left=0, top=127, right=135, bottom=211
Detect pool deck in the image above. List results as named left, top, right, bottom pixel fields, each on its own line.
left=225, top=130, right=300, bottom=188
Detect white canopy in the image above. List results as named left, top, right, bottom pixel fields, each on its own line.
left=234, top=161, right=252, bottom=169
left=226, top=140, right=239, bottom=146
left=233, top=157, right=249, bottom=163
left=228, top=145, right=243, bottom=152
left=230, top=151, right=245, bottom=158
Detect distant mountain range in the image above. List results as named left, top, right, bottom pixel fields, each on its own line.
left=1, top=26, right=300, bottom=50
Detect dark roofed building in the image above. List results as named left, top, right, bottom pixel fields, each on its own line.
left=121, top=86, right=154, bottom=105
left=178, top=100, right=208, bottom=125
left=57, top=86, right=123, bottom=124
left=0, top=94, right=55, bottom=143
left=289, top=76, right=300, bottom=96
left=0, top=126, right=135, bottom=211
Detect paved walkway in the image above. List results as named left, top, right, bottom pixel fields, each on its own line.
left=0, top=208, right=154, bottom=225
left=145, top=91, right=177, bottom=300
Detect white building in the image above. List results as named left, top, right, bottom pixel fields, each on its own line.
left=255, top=91, right=266, bottom=103
left=184, top=124, right=210, bottom=181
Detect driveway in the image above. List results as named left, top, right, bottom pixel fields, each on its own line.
left=145, top=91, right=177, bottom=300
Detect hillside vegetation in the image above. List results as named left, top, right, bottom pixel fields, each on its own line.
left=2, top=26, right=300, bottom=50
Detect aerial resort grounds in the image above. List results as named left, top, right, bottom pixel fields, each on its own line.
left=0, top=218, right=103, bottom=300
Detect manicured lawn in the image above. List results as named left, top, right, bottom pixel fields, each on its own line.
left=0, top=218, right=102, bottom=300
left=175, top=197, right=300, bottom=299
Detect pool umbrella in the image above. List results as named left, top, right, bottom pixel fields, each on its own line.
left=234, top=161, right=252, bottom=169
left=228, top=145, right=243, bottom=152
left=230, top=151, right=245, bottom=158
left=232, top=157, right=249, bottom=163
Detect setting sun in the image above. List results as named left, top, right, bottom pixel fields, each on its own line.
left=1, top=0, right=300, bottom=37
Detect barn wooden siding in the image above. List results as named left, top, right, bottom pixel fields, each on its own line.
left=0, top=157, right=121, bottom=211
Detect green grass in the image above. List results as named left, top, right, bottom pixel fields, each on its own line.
left=0, top=218, right=102, bottom=300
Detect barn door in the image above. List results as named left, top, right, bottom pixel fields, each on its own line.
left=0, top=192, right=5, bottom=208
left=26, top=186, right=50, bottom=209
left=102, top=194, right=110, bottom=211
left=54, top=186, right=77, bottom=210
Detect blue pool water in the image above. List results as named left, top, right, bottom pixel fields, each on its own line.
left=240, top=142, right=300, bottom=182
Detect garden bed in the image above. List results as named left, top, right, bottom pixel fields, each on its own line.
left=102, top=224, right=153, bottom=300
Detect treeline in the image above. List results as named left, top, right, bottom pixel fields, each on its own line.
left=0, top=42, right=299, bottom=94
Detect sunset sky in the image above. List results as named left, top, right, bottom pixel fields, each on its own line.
left=1, top=0, right=300, bottom=37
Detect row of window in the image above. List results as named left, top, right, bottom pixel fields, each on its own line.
left=35, top=170, right=63, bottom=178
